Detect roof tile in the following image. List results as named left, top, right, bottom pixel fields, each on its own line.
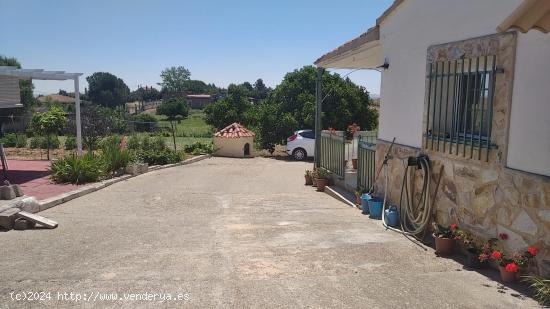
left=214, top=122, right=255, bottom=138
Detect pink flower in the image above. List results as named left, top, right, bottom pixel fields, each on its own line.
left=450, top=224, right=458, bottom=231
left=499, top=233, right=508, bottom=240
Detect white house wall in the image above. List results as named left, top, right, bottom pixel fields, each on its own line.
left=378, top=0, right=523, bottom=148
left=507, top=31, right=550, bottom=176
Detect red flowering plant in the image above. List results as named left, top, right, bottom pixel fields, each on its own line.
left=490, top=246, right=539, bottom=273
left=461, top=233, right=497, bottom=263
left=433, top=223, right=463, bottom=239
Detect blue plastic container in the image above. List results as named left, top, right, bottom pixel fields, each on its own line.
left=368, top=197, right=383, bottom=219
left=384, top=205, right=399, bottom=227
left=360, top=193, right=372, bottom=214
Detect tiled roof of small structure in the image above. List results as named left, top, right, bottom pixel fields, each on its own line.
left=214, top=122, right=255, bottom=138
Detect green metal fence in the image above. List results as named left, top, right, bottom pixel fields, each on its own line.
left=320, top=130, right=345, bottom=178
left=357, top=133, right=377, bottom=191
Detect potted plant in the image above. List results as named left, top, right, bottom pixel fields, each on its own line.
left=304, top=170, right=313, bottom=185
left=461, top=234, right=496, bottom=269
left=314, top=168, right=329, bottom=192
left=352, top=158, right=358, bottom=170
left=490, top=246, right=538, bottom=283
left=354, top=189, right=362, bottom=206
left=311, top=169, right=318, bottom=187
left=432, top=223, right=462, bottom=255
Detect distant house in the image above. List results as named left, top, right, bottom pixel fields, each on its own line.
left=37, top=94, right=75, bottom=104
left=162, top=92, right=217, bottom=109
left=184, top=94, right=216, bottom=109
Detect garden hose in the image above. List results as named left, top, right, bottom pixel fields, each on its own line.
left=381, top=154, right=432, bottom=237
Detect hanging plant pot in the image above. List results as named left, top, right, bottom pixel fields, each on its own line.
left=316, top=178, right=328, bottom=192
left=433, top=235, right=455, bottom=255
left=498, top=266, right=520, bottom=283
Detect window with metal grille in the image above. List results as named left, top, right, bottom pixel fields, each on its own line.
left=425, top=55, right=497, bottom=161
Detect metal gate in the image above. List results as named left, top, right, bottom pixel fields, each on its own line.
left=357, top=134, right=377, bottom=191
left=320, top=130, right=345, bottom=178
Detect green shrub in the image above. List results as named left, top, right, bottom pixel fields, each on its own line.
left=100, top=135, right=122, bottom=150
left=49, top=153, right=105, bottom=184
left=30, top=136, right=60, bottom=149
left=131, top=113, right=157, bottom=132
left=151, top=136, right=167, bottom=152
left=1, top=133, right=27, bottom=148
left=136, top=149, right=183, bottom=165
left=126, top=135, right=140, bottom=150
left=184, top=141, right=213, bottom=154
left=101, top=142, right=132, bottom=174
left=65, top=136, right=77, bottom=150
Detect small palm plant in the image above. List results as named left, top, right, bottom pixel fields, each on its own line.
left=522, top=275, right=550, bottom=306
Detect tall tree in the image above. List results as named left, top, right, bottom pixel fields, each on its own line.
left=156, top=98, right=189, bottom=150
left=86, top=72, right=130, bottom=108
left=204, top=84, right=251, bottom=129
left=253, top=78, right=270, bottom=100
left=158, top=66, right=191, bottom=93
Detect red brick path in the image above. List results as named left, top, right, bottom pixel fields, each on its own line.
left=3, top=160, right=78, bottom=201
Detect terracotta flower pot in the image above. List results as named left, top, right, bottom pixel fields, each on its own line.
left=352, top=159, right=358, bottom=170
left=433, top=234, right=455, bottom=255
left=305, top=175, right=313, bottom=185
left=316, top=178, right=328, bottom=192
left=312, top=177, right=317, bottom=187
left=498, top=266, right=520, bottom=283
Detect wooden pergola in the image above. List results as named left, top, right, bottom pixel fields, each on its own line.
left=0, top=66, right=84, bottom=155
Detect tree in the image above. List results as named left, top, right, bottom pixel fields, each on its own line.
left=247, top=66, right=377, bottom=152
left=253, top=78, right=270, bottom=100
left=156, top=98, right=189, bottom=150
left=58, top=89, right=69, bottom=96
left=204, top=84, right=251, bottom=129
left=86, top=72, right=130, bottom=108
left=158, top=66, right=191, bottom=93
left=30, top=106, right=66, bottom=159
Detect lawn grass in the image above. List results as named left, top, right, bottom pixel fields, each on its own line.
left=154, top=109, right=213, bottom=137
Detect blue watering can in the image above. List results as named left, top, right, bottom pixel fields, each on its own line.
left=360, top=193, right=372, bottom=215
left=368, top=197, right=384, bottom=219
left=384, top=205, right=399, bottom=227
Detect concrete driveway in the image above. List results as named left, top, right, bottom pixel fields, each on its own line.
left=0, top=157, right=540, bottom=308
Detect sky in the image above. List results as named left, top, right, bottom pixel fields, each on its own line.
left=0, top=0, right=392, bottom=96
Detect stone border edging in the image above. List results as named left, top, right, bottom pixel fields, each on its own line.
left=324, top=186, right=358, bottom=209
left=38, top=154, right=211, bottom=212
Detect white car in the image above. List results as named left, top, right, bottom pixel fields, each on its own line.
left=286, top=129, right=315, bottom=160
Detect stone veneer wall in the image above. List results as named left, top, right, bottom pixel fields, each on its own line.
left=373, top=32, right=550, bottom=276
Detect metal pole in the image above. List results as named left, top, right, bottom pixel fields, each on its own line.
left=74, top=77, right=83, bottom=155
left=314, top=67, right=323, bottom=168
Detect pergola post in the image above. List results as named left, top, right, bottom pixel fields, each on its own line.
left=314, top=67, right=323, bottom=168
left=74, top=77, right=83, bottom=155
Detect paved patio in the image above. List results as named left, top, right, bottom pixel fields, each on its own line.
left=4, top=160, right=78, bottom=200
left=0, top=157, right=540, bottom=308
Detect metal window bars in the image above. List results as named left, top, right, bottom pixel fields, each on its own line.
left=424, top=55, right=498, bottom=161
